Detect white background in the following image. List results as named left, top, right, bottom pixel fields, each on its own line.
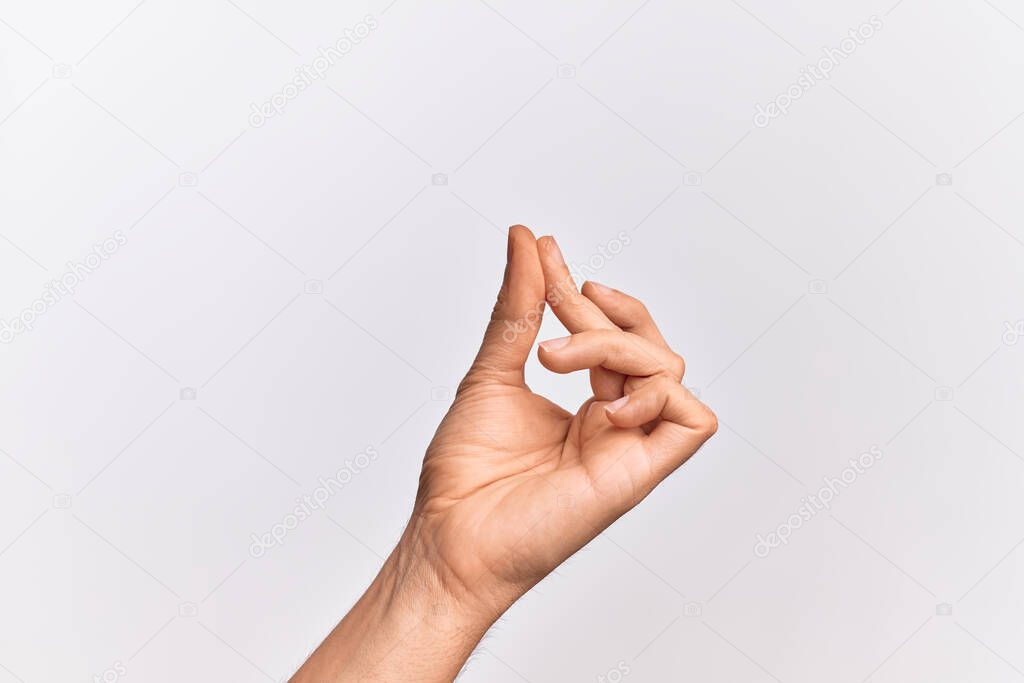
left=2, top=1, right=1024, bottom=681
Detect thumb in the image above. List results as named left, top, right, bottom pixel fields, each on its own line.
left=466, top=225, right=545, bottom=384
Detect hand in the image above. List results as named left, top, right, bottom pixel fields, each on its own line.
left=409, top=227, right=717, bottom=614
left=293, top=226, right=717, bottom=682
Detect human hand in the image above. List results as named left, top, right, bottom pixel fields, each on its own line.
left=293, top=226, right=716, bottom=682
left=406, top=226, right=718, bottom=618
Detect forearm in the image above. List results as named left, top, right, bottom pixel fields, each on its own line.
left=290, top=537, right=494, bottom=682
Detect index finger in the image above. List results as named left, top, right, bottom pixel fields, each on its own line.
left=537, top=235, right=623, bottom=400
left=537, top=236, right=617, bottom=334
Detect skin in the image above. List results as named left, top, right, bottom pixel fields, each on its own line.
left=292, top=227, right=717, bottom=682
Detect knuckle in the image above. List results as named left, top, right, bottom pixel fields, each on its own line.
left=565, top=292, right=589, bottom=311
left=620, top=295, right=651, bottom=322
left=490, top=288, right=509, bottom=320
left=661, top=352, right=685, bottom=378
left=698, top=406, right=718, bottom=438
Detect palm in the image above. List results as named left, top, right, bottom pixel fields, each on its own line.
left=418, top=381, right=649, bottom=593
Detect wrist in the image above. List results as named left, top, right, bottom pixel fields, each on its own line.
left=291, top=522, right=500, bottom=682
left=395, top=507, right=545, bottom=627
left=380, top=533, right=494, bottom=635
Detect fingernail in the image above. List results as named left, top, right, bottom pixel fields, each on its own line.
left=539, top=336, right=570, bottom=351
left=605, top=395, right=630, bottom=415
left=588, top=281, right=612, bottom=294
